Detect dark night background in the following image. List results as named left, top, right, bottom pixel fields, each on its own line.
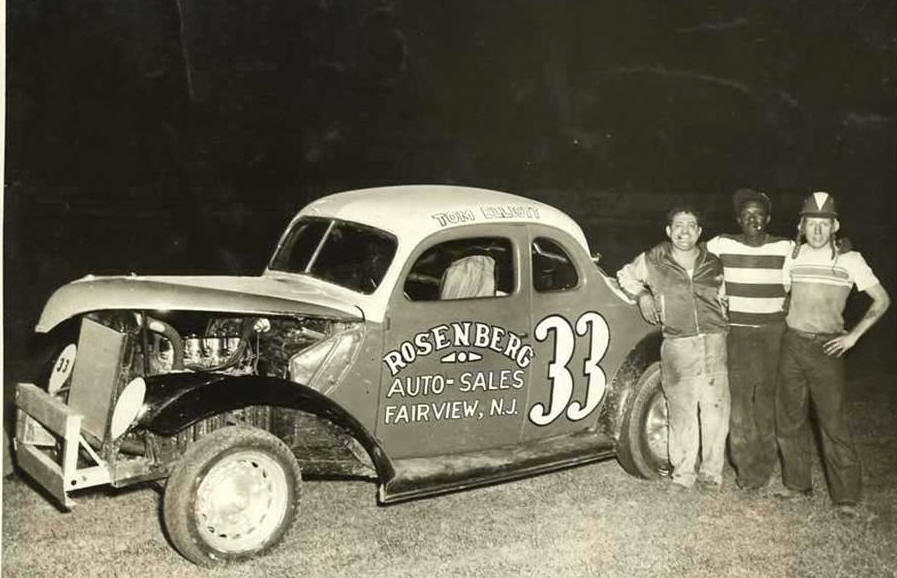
left=4, top=0, right=897, bottom=397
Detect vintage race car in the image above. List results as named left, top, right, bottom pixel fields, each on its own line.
left=15, top=185, right=668, bottom=566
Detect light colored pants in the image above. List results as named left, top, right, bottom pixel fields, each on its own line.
left=661, top=332, right=730, bottom=487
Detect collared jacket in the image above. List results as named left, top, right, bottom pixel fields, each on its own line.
left=617, top=241, right=727, bottom=338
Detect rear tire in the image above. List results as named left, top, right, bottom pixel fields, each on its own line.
left=617, top=362, right=671, bottom=479
left=163, top=426, right=302, bottom=567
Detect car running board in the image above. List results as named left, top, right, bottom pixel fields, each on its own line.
left=379, top=429, right=615, bottom=504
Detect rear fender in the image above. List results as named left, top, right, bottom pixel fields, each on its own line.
left=598, top=331, right=662, bottom=440
left=138, top=373, right=394, bottom=481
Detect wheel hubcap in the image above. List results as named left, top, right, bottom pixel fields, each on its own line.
left=643, top=388, right=671, bottom=475
left=195, top=450, right=290, bottom=553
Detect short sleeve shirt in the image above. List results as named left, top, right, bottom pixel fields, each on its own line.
left=783, top=246, right=879, bottom=333
left=706, top=235, right=793, bottom=327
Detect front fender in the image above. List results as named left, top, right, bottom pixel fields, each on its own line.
left=138, top=372, right=394, bottom=480
left=598, top=330, right=662, bottom=441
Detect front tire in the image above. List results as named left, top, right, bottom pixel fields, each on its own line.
left=617, top=362, right=671, bottom=479
left=163, top=426, right=302, bottom=567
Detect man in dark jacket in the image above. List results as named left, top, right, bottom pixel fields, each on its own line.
left=618, top=207, right=729, bottom=490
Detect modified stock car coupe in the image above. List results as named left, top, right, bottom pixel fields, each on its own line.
left=14, top=185, right=668, bottom=566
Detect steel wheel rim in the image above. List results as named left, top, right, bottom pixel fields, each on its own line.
left=643, top=385, right=671, bottom=475
left=195, top=450, right=290, bottom=553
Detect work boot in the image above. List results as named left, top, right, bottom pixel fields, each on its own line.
left=835, top=503, right=860, bottom=519
left=773, top=486, right=813, bottom=500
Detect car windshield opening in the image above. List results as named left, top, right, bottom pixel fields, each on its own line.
left=270, top=218, right=397, bottom=294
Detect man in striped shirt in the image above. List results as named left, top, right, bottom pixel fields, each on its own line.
left=706, top=189, right=793, bottom=490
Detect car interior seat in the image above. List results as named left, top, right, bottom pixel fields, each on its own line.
left=439, top=254, right=496, bottom=300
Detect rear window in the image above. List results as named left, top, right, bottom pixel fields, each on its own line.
left=532, top=237, right=579, bottom=292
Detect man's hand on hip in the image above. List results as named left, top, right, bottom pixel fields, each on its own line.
left=824, top=333, right=859, bottom=357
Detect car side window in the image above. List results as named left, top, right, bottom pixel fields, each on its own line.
left=404, top=237, right=515, bottom=301
left=532, top=237, right=579, bottom=292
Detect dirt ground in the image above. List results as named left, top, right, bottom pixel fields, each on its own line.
left=2, top=342, right=896, bottom=578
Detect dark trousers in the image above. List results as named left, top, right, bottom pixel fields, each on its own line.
left=727, top=323, right=784, bottom=488
left=776, top=328, right=862, bottom=504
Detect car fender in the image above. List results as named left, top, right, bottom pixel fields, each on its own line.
left=598, top=330, right=663, bottom=441
left=138, top=372, right=394, bottom=481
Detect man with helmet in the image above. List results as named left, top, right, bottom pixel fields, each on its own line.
left=775, top=192, right=890, bottom=517
left=705, top=189, right=794, bottom=491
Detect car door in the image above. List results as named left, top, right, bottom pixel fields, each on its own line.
left=521, top=225, right=613, bottom=441
left=377, top=225, right=534, bottom=458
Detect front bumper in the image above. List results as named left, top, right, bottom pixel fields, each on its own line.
left=14, top=383, right=111, bottom=509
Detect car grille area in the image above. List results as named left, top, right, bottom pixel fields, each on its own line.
left=68, top=317, right=132, bottom=443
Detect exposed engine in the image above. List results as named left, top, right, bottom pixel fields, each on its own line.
left=76, top=310, right=337, bottom=381
left=31, top=309, right=370, bottom=480
left=141, top=315, right=268, bottom=376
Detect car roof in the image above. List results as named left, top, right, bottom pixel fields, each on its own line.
left=297, top=185, right=590, bottom=252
